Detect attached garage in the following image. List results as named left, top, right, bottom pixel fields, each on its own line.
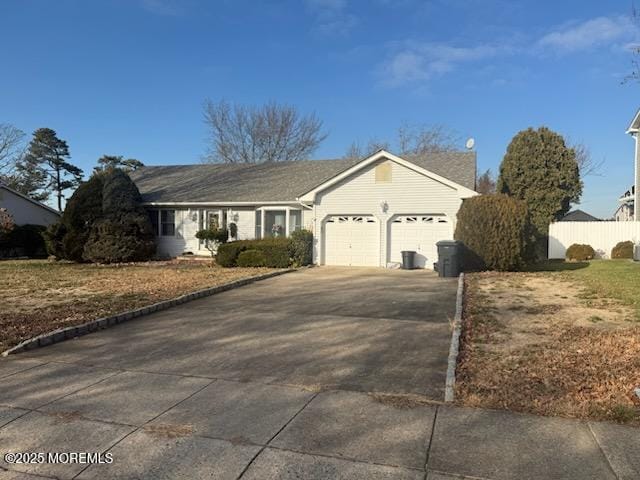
left=323, top=215, right=379, bottom=266
left=388, top=215, right=453, bottom=269
left=297, top=150, right=478, bottom=268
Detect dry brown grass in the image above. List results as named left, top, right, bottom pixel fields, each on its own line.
left=456, top=272, right=640, bottom=426
left=0, top=259, right=275, bottom=352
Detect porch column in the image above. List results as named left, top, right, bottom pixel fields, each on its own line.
left=261, top=209, right=266, bottom=239
left=285, top=208, right=290, bottom=237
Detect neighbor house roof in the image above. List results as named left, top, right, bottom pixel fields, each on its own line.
left=129, top=151, right=476, bottom=204
left=559, top=209, right=601, bottom=222
left=0, top=182, right=61, bottom=216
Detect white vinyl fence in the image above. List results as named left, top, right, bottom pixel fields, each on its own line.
left=548, top=221, right=640, bottom=259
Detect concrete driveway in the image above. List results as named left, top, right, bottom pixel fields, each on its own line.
left=0, top=267, right=459, bottom=479
left=1, top=267, right=635, bottom=479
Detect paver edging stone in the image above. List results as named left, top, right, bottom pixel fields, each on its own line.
left=444, top=272, right=464, bottom=402
left=1, top=268, right=295, bottom=357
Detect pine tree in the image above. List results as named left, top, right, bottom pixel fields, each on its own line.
left=23, top=128, right=83, bottom=211
left=94, top=155, right=144, bottom=173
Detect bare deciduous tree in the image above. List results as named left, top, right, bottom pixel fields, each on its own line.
left=0, top=124, right=26, bottom=175
left=344, top=138, right=391, bottom=160
left=570, top=141, right=603, bottom=177
left=203, top=100, right=328, bottom=163
left=344, top=123, right=460, bottom=159
left=476, top=169, right=496, bottom=194
left=397, top=123, right=459, bottom=155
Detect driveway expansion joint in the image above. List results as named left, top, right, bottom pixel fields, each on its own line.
left=587, top=421, right=623, bottom=480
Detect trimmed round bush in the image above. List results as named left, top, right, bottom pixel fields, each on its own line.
left=217, top=240, right=251, bottom=267
left=237, top=249, right=267, bottom=267
left=611, top=241, right=634, bottom=259
left=454, top=194, right=534, bottom=271
left=566, top=243, right=595, bottom=261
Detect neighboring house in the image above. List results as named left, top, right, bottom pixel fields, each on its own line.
left=0, top=182, right=60, bottom=226
left=130, top=150, right=477, bottom=268
left=615, top=186, right=634, bottom=221
left=620, top=109, right=640, bottom=220
left=559, top=209, right=601, bottom=222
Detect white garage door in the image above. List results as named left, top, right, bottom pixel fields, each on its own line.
left=323, top=215, right=379, bottom=266
left=388, top=215, right=453, bottom=269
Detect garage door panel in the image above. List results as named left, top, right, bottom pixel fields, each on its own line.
left=389, top=215, right=453, bottom=269
left=323, top=215, right=379, bottom=266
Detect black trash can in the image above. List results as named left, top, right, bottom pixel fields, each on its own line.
left=400, top=250, right=416, bottom=270
left=436, top=240, right=461, bottom=277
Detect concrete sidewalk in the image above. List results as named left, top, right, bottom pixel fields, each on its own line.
left=0, top=359, right=637, bottom=479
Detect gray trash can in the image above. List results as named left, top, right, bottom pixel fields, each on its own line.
left=436, top=240, right=461, bottom=277
left=401, top=250, right=416, bottom=270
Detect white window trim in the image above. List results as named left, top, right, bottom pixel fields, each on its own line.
left=256, top=206, right=301, bottom=238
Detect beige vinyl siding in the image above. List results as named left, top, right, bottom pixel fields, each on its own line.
left=312, top=159, right=463, bottom=266
left=234, top=208, right=256, bottom=240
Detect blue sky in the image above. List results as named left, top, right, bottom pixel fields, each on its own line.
left=1, top=0, right=639, bottom=217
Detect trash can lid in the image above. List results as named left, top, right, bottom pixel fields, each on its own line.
left=401, top=250, right=417, bottom=254
left=436, top=240, right=459, bottom=247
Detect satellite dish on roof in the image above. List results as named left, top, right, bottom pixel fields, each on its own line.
left=465, top=138, right=475, bottom=150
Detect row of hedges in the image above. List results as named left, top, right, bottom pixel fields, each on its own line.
left=565, top=241, right=634, bottom=261
left=217, top=229, right=313, bottom=268
left=454, top=195, right=638, bottom=271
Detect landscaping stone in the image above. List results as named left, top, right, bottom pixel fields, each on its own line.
left=429, top=406, right=617, bottom=480
left=271, top=390, right=436, bottom=469
left=150, top=379, right=313, bottom=444
left=42, top=371, right=212, bottom=426
left=76, top=430, right=260, bottom=480
left=0, top=411, right=133, bottom=478
left=242, top=448, right=424, bottom=480
left=589, top=421, right=640, bottom=480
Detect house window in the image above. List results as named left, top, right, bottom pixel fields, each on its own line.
left=161, top=210, right=175, bottom=236
left=289, top=210, right=302, bottom=232
left=148, top=209, right=159, bottom=236
left=265, top=210, right=286, bottom=237
left=255, top=211, right=262, bottom=239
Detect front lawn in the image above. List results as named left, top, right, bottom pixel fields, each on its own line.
left=456, top=260, right=640, bottom=425
left=0, top=260, right=275, bottom=352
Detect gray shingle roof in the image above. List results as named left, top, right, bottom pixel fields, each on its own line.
left=559, top=209, right=601, bottom=222
left=129, top=151, right=476, bottom=203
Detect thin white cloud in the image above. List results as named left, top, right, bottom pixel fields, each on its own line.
left=379, top=42, right=509, bottom=87
left=305, top=0, right=358, bottom=36
left=378, top=14, right=640, bottom=88
left=140, top=0, right=183, bottom=16
left=538, top=15, right=638, bottom=54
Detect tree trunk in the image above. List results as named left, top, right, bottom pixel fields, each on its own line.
left=56, top=167, right=62, bottom=211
